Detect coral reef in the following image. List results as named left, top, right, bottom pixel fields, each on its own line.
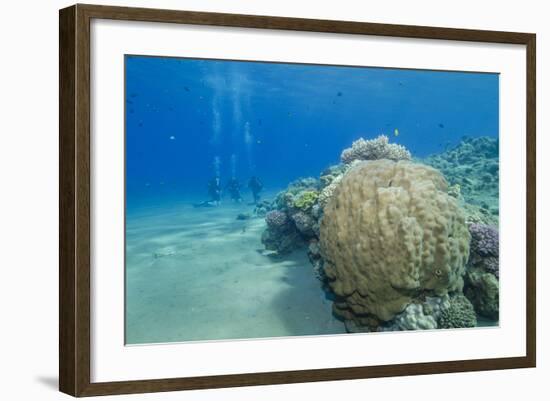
left=462, top=223, right=499, bottom=320
left=464, top=267, right=499, bottom=320
left=293, top=190, right=319, bottom=211
left=469, top=224, right=499, bottom=258
left=381, top=293, right=477, bottom=331
left=468, top=223, right=499, bottom=278
left=424, top=136, right=498, bottom=220
left=275, top=178, right=319, bottom=211
left=438, top=295, right=477, bottom=328
left=261, top=180, right=322, bottom=254
left=253, top=199, right=274, bottom=217
left=261, top=210, right=304, bottom=254
left=463, top=203, right=499, bottom=226
left=257, top=134, right=500, bottom=332
left=319, top=164, right=348, bottom=188
left=340, top=135, right=411, bottom=164
left=320, top=159, right=470, bottom=329
left=291, top=211, right=317, bottom=237
left=307, top=239, right=326, bottom=283
left=265, top=210, right=289, bottom=229
left=390, top=303, right=438, bottom=331
left=319, top=175, right=343, bottom=208
left=318, top=161, right=365, bottom=208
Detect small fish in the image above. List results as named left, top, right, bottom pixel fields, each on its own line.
left=126, top=99, right=133, bottom=104
left=138, top=121, right=143, bottom=127
left=130, top=92, right=138, bottom=98
left=129, top=108, right=134, bottom=114
left=398, top=81, right=404, bottom=86
left=184, top=86, right=190, bottom=92
left=438, top=123, right=445, bottom=128
left=337, top=91, right=342, bottom=97
left=169, top=135, right=176, bottom=140
left=394, top=128, right=399, bottom=137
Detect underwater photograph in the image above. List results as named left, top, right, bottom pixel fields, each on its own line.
left=125, top=55, right=499, bottom=345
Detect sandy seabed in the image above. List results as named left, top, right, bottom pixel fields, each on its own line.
left=125, top=199, right=346, bottom=345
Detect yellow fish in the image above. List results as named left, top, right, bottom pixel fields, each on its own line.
left=394, top=128, right=399, bottom=137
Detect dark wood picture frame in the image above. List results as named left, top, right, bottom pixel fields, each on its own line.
left=59, top=3, right=536, bottom=397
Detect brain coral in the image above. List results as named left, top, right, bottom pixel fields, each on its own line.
left=320, top=160, right=471, bottom=326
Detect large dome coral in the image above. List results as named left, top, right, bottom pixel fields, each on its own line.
left=319, top=160, right=470, bottom=328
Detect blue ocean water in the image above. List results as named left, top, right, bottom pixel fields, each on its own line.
left=125, top=55, right=498, bottom=210
left=124, top=55, right=500, bottom=343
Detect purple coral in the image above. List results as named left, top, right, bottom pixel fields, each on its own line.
left=265, top=210, right=289, bottom=230
left=468, top=223, right=499, bottom=278
left=469, top=223, right=499, bottom=257
left=483, top=257, right=499, bottom=279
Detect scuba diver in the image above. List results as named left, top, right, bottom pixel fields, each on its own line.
left=208, top=176, right=222, bottom=205
left=247, top=176, right=263, bottom=204
left=225, top=178, right=243, bottom=203
left=193, top=176, right=221, bottom=208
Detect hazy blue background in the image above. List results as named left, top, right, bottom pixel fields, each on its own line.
left=125, top=55, right=498, bottom=209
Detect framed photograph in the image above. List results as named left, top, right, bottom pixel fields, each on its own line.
left=59, top=4, right=536, bottom=397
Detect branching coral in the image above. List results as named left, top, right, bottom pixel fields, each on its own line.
left=318, top=175, right=343, bottom=208
left=320, top=160, right=470, bottom=329
left=340, top=135, right=411, bottom=164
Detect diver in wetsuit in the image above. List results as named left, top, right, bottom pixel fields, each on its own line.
left=208, top=176, right=222, bottom=205
left=226, top=178, right=243, bottom=203
left=248, top=176, right=263, bottom=204
left=194, top=176, right=221, bottom=208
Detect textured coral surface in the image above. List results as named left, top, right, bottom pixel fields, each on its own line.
left=340, top=135, right=412, bottom=164
left=438, top=294, right=477, bottom=328
left=320, top=160, right=471, bottom=325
